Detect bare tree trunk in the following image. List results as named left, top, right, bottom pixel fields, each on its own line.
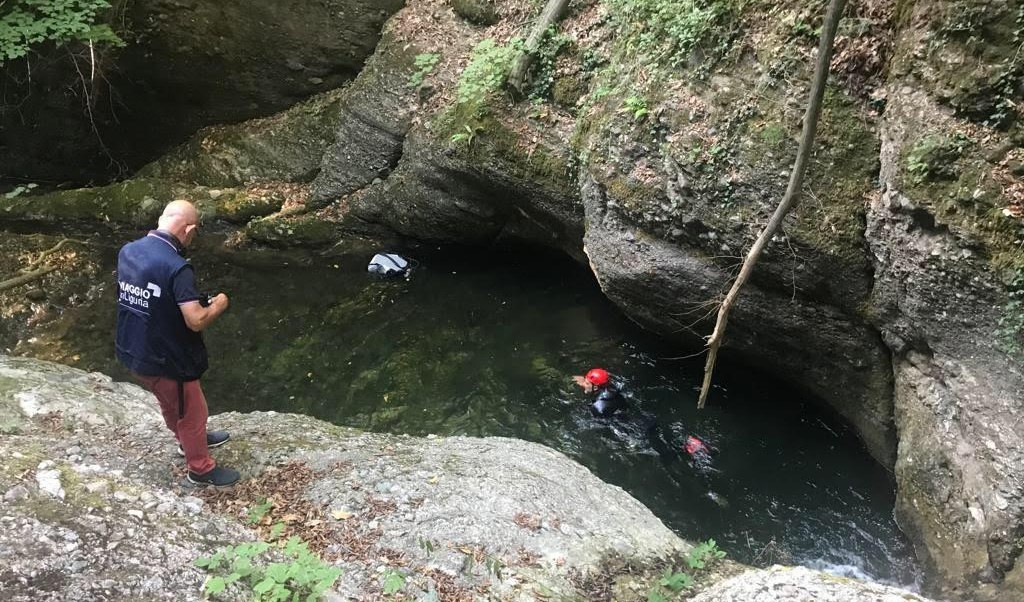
left=697, top=0, right=847, bottom=409
left=507, top=0, right=571, bottom=96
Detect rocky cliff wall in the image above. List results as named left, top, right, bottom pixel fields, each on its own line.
left=0, top=0, right=404, bottom=183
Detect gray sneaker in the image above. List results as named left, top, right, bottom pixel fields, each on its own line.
left=177, top=431, right=230, bottom=457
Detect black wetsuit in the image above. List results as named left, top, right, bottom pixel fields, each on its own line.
left=590, top=386, right=627, bottom=417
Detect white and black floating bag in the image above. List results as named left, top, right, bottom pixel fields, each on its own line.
left=367, top=253, right=411, bottom=277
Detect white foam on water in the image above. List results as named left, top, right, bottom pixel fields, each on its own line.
left=803, top=557, right=922, bottom=593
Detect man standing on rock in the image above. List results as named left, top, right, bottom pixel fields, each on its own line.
left=115, top=200, right=240, bottom=487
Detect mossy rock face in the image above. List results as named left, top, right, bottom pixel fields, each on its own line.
left=309, top=33, right=423, bottom=207
left=905, top=0, right=1023, bottom=129
left=452, top=0, right=501, bottom=26
left=0, top=179, right=173, bottom=227
left=217, top=190, right=285, bottom=224
left=552, top=75, right=588, bottom=110
left=245, top=213, right=339, bottom=248
left=0, top=178, right=262, bottom=228
left=1, top=1, right=403, bottom=184
left=904, top=134, right=970, bottom=183
left=140, top=89, right=349, bottom=189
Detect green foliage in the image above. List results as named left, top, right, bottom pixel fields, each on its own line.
left=449, top=124, right=481, bottom=148
left=646, top=567, right=693, bottom=601
left=789, top=18, right=817, bottom=40
left=929, top=1, right=1024, bottom=129
left=267, top=521, right=287, bottom=541
left=408, top=52, right=440, bottom=88
left=485, top=555, right=504, bottom=578
left=0, top=0, right=124, bottom=62
left=195, top=537, right=342, bottom=601
left=527, top=27, right=571, bottom=101
left=456, top=38, right=520, bottom=109
left=624, top=95, right=649, bottom=121
left=645, top=540, right=724, bottom=601
left=381, top=569, right=406, bottom=595
left=905, top=134, right=971, bottom=184
left=659, top=568, right=695, bottom=591
left=247, top=498, right=274, bottom=525
left=685, top=538, right=727, bottom=570
left=417, top=537, right=436, bottom=556
left=457, top=547, right=504, bottom=579
left=580, top=47, right=607, bottom=73
left=760, top=123, right=787, bottom=147
left=606, top=0, right=740, bottom=67
left=998, top=268, right=1024, bottom=356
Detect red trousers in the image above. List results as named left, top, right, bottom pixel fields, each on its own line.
left=135, top=375, right=216, bottom=474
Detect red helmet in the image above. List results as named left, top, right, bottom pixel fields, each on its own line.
left=585, top=368, right=610, bottom=386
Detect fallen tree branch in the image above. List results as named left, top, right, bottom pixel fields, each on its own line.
left=0, top=266, right=59, bottom=293
left=20, top=238, right=84, bottom=273
left=697, top=0, right=847, bottom=409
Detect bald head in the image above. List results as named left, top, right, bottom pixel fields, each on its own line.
left=157, top=200, right=200, bottom=246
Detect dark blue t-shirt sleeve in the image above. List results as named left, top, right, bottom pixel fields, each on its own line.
left=172, top=265, right=202, bottom=305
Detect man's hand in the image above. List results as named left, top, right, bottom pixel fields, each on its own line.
left=210, top=293, right=229, bottom=311
left=181, top=293, right=230, bottom=332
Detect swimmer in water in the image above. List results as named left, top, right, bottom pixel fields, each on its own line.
left=684, top=434, right=718, bottom=473
left=572, top=367, right=627, bottom=417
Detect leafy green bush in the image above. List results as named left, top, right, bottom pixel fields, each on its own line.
left=646, top=539, right=725, bottom=601
left=606, top=0, right=739, bottom=67
left=195, top=537, right=342, bottom=602
left=686, top=538, right=727, bottom=569
left=457, top=38, right=520, bottom=108
left=408, top=52, right=440, bottom=88
left=0, top=0, right=124, bottom=62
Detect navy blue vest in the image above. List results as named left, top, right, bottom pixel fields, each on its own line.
left=115, top=231, right=208, bottom=381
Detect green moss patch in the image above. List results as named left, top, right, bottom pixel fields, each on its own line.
left=0, top=179, right=173, bottom=226
left=245, top=213, right=339, bottom=248
left=218, top=190, right=285, bottom=224
left=792, top=89, right=878, bottom=275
